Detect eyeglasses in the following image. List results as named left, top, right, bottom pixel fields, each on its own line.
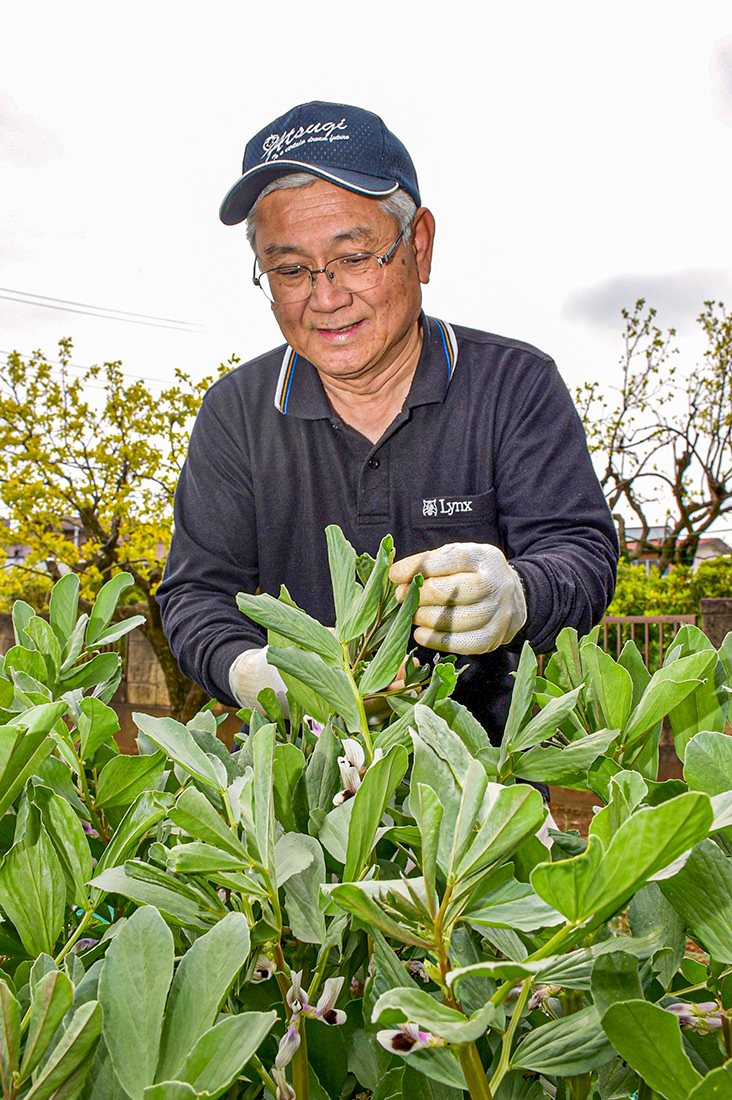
left=253, top=232, right=404, bottom=304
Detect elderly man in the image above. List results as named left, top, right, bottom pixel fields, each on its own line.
left=156, top=101, right=618, bottom=741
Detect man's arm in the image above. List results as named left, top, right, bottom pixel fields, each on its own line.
left=155, top=385, right=266, bottom=706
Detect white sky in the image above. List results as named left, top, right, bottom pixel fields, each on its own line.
left=2, top=0, right=732, bottom=418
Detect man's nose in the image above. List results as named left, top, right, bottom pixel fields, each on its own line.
left=308, top=269, right=352, bottom=309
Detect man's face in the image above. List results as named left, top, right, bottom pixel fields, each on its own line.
left=253, top=179, right=434, bottom=386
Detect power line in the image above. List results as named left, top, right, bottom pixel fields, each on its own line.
left=0, top=286, right=203, bottom=332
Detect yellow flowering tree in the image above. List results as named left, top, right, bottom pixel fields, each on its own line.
left=0, top=338, right=228, bottom=720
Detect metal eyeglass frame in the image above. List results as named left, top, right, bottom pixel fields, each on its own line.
left=252, top=231, right=404, bottom=303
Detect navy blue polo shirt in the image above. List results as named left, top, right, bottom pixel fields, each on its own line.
left=157, top=315, right=618, bottom=740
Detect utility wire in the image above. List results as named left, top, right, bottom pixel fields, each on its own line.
left=0, top=286, right=203, bottom=332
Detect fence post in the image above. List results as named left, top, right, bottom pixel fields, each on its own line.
left=701, top=598, right=732, bottom=648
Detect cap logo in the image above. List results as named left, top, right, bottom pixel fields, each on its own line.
left=261, top=118, right=350, bottom=163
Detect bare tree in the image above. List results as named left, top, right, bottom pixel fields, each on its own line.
left=576, top=300, right=732, bottom=567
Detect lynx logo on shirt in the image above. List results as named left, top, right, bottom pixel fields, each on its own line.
left=422, top=498, right=474, bottom=517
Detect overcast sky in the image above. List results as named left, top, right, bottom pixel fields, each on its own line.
left=2, top=1, right=731, bottom=412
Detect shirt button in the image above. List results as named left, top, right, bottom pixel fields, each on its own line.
left=367, top=457, right=381, bottom=469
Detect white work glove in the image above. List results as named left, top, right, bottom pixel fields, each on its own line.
left=389, top=542, right=527, bottom=655
left=228, top=646, right=289, bottom=715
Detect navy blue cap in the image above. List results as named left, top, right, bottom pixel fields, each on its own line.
left=219, top=101, right=421, bottom=225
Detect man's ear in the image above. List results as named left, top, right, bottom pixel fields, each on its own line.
left=411, top=207, right=435, bottom=285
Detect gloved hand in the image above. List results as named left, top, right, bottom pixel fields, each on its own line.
left=229, top=646, right=290, bottom=715
left=388, top=542, right=527, bottom=655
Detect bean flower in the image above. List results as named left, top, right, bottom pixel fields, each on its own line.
left=333, top=738, right=384, bottom=805
left=376, top=1022, right=446, bottom=1055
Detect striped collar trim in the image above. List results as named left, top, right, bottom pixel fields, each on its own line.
left=273, top=315, right=458, bottom=415
left=433, top=317, right=458, bottom=382
left=274, top=345, right=299, bottom=413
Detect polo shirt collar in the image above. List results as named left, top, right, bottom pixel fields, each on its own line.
left=273, top=314, right=459, bottom=418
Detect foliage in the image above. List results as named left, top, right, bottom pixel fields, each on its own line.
left=608, top=555, right=732, bottom=617
left=576, top=299, right=732, bottom=567
left=2, top=526, right=732, bottom=1099
left=0, top=340, right=228, bottom=721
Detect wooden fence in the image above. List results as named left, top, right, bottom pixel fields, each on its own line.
left=598, top=614, right=697, bottom=669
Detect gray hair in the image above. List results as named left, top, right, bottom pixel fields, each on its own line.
left=245, top=172, right=417, bottom=253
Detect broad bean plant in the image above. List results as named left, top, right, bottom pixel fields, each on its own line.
left=1, top=527, right=732, bottom=1100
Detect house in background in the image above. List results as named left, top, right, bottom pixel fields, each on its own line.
left=623, top=525, right=731, bottom=573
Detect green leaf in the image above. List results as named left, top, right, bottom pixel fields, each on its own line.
left=344, top=744, right=409, bottom=882
left=31, top=784, right=93, bottom=907
left=500, top=644, right=538, bottom=757
left=590, top=951, right=643, bottom=1018
left=251, top=722, right=276, bottom=878
left=168, top=841, right=248, bottom=875
left=95, top=751, right=166, bottom=808
left=305, top=723, right=346, bottom=814
left=358, top=576, right=421, bottom=695
left=453, top=785, right=546, bottom=892
left=685, top=731, right=732, bottom=796
left=413, top=783, right=443, bottom=917
left=20, top=968, right=74, bottom=1080
left=371, top=986, right=499, bottom=1043
left=688, top=1062, right=732, bottom=1100
left=88, top=864, right=214, bottom=931
left=12, top=599, right=35, bottom=646
left=168, top=787, right=249, bottom=860
left=99, top=907, right=174, bottom=1100
left=86, top=573, right=134, bottom=646
left=531, top=791, right=713, bottom=924
left=177, top=1011, right=277, bottom=1094
left=601, top=999, right=702, bottom=1100
left=133, top=713, right=222, bottom=790
left=282, top=833, right=327, bottom=944
left=581, top=642, right=633, bottom=733
left=461, top=873, right=564, bottom=932
left=0, top=979, right=20, bottom=1097
left=622, top=650, right=718, bottom=750
left=4, top=645, right=48, bottom=684
left=49, top=573, right=81, bottom=646
left=0, top=701, right=68, bottom=817
left=627, top=882, right=686, bottom=990
left=273, top=743, right=305, bottom=832
left=267, top=646, right=362, bottom=731
left=511, top=1005, right=613, bottom=1076
left=156, top=912, right=251, bottom=1082
left=236, top=590, right=343, bottom=664
left=0, top=808, right=65, bottom=956
left=59, top=652, right=121, bottom=691
left=660, top=839, right=732, bottom=964
left=25, top=617, right=62, bottom=679
left=326, top=524, right=359, bottom=634
left=667, top=636, right=729, bottom=758
left=91, top=615, right=146, bottom=648
left=329, top=883, right=431, bottom=948
left=90, top=791, right=170, bottom=906
left=503, top=686, right=583, bottom=755
left=513, top=729, right=616, bottom=788
left=143, top=1084, right=198, bottom=1100
left=77, top=697, right=120, bottom=759
left=340, top=534, right=393, bottom=642
left=22, top=1000, right=102, bottom=1100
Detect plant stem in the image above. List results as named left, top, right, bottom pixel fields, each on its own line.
left=292, top=1022, right=309, bottom=1100
left=489, top=978, right=532, bottom=1094
left=249, top=1054, right=278, bottom=1096
left=55, top=909, right=93, bottom=965
left=342, top=657, right=373, bottom=761
left=458, top=1041, right=494, bottom=1100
